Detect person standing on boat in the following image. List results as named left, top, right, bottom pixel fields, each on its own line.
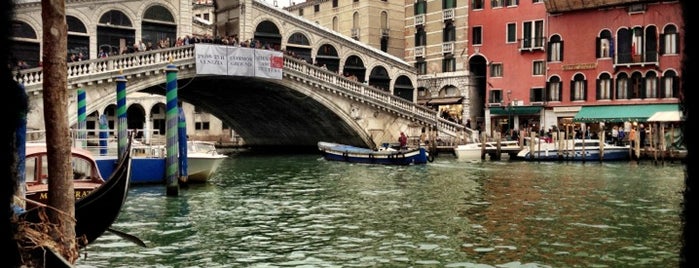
left=399, top=132, right=408, bottom=150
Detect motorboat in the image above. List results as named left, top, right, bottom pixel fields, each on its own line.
left=317, top=141, right=429, bottom=165
left=516, top=138, right=631, bottom=161
left=454, top=140, right=521, bottom=161
left=184, top=140, right=228, bottom=182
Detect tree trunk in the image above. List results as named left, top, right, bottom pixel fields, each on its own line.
left=41, top=0, right=78, bottom=263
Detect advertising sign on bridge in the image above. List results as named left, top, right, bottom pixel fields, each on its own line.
left=195, top=44, right=283, bottom=80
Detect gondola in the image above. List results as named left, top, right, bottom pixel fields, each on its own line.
left=20, top=134, right=134, bottom=247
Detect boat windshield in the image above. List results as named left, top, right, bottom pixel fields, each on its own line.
left=188, top=142, right=217, bottom=154
left=25, top=153, right=96, bottom=184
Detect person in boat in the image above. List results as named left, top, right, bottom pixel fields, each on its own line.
left=398, top=132, right=408, bottom=150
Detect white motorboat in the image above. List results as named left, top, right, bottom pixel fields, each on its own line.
left=516, top=138, right=630, bottom=161
left=184, top=141, right=228, bottom=182
left=454, top=140, right=521, bottom=161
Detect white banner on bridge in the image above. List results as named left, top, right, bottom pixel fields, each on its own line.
left=195, top=44, right=283, bottom=80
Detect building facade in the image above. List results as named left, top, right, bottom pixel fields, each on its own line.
left=469, top=0, right=682, bottom=137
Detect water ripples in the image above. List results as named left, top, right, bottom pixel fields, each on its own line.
left=77, top=154, right=684, bottom=267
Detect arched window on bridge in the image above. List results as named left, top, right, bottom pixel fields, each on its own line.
left=97, top=10, right=135, bottom=56
left=254, top=20, right=282, bottom=50
left=286, top=32, right=312, bottom=63
left=394, top=75, right=415, bottom=102
left=142, top=5, right=176, bottom=51
left=315, top=44, right=340, bottom=72
left=9, top=20, right=40, bottom=68
left=67, top=16, right=89, bottom=60
left=369, top=66, right=391, bottom=91
left=342, top=55, right=366, bottom=82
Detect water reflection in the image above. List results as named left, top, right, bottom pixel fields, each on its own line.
left=76, top=154, right=684, bottom=267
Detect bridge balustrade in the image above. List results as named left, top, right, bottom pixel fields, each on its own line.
left=15, top=44, right=467, bottom=140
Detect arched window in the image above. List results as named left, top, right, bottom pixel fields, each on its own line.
left=644, top=71, right=658, bottom=99
left=661, top=70, right=679, bottom=98
left=661, top=25, right=679, bottom=55
left=597, top=73, right=613, bottom=100
left=570, top=73, right=586, bottom=101
left=616, top=73, right=629, bottom=100
left=548, top=35, right=563, bottom=62
left=546, top=76, right=561, bottom=102
left=597, top=30, right=612, bottom=58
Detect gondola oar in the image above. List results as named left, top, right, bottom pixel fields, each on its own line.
left=107, top=227, right=147, bottom=247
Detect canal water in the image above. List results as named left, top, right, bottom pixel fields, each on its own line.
left=75, top=152, right=685, bottom=267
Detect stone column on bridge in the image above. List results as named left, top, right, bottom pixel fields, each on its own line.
left=144, top=113, right=152, bottom=145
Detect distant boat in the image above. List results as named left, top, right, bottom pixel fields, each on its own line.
left=454, top=140, right=521, bottom=161
left=317, top=141, right=429, bottom=165
left=516, top=138, right=631, bottom=161
left=23, top=143, right=106, bottom=209
left=184, top=140, right=228, bottom=182
left=21, top=134, right=133, bottom=247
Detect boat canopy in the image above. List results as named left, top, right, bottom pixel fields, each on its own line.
left=573, top=104, right=679, bottom=123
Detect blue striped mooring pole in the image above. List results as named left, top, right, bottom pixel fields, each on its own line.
left=77, top=88, right=86, bottom=148
left=178, top=106, right=188, bottom=183
left=165, top=63, right=180, bottom=196
left=116, top=74, right=128, bottom=158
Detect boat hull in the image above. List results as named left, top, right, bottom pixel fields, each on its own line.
left=185, top=155, right=227, bottom=182
left=516, top=139, right=631, bottom=161
left=318, top=141, right=428, bottom=165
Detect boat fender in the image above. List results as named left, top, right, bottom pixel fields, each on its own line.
left=427, top=154, right=435, bottom=162
left=342, top=152, right=348, bottom=160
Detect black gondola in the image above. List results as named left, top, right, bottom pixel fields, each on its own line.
left=21, top=134, right=134, bottom=247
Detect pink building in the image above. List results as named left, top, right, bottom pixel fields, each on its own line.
left=468, top=0, right=682, bottom=138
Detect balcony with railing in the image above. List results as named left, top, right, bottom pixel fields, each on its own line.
left=442, top=8, right=454, bottom=21
left=351, top=28, right=360, bottom=40
left=381, top=28, right=390, bottom=38
left=414, top=46, right=425, bottom=58
left=519, top=37, right=546, bottom=52
left=442, top=42, right=454, bottom=54
left=414, top=14, right=425, bottom=26
left=614, top=50, right=659, bottom=68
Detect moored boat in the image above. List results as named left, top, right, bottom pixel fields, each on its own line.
left=454, top=140, right=521, bottom=161
left=20, top=135, right=134, bottom=247
left=184, top=140, right=228, bottom=182
left=317, top=141, right=429, bottom=165
left=23, top=143, right=106, bottom=209
left=516, top=138, right=630, bottom=161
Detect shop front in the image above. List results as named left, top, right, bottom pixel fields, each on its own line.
left=489, top=106, right=542, bottom=139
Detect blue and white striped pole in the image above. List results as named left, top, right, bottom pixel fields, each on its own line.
left=165, top=63, right=180, bottom=196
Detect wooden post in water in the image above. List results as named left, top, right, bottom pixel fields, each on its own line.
left=529, top=131, right=535, bottom=160
left=599, top=127, right=605, bottom=162
left=480, top=132, right=486, bottom=160
left=165, top=63, right=180, bottom=196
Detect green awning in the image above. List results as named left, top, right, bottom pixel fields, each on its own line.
left=573, top=104, right=680, bottom=123
left=490, top=106, right=542, bottom=115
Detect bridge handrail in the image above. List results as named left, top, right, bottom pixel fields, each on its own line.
left=15, top=45, right=196, bottom=93
left=15, top=44, right=468, bottom=140
left=282, top=55, right=466, bottom=139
